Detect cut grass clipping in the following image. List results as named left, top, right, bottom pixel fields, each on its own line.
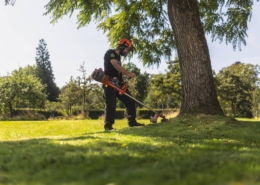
left=0, top=115, right=260, bottom=185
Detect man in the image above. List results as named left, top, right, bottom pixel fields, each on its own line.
left=103, top=38, right=145, bottom=131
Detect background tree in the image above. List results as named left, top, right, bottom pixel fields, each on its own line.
left=144, top=59, right=181, bottom=109
left=215, top=62, right=260, bottom=117
left=76, top=62, right=96, bottom=118
left=58, top=77, right=80, bottom=116
left=0, top=66, right=46, bottom=117
left=147, top=73, right=170, bottom=110
left=122, top=62, right=150, bottom=108
left=164, top=59, right=181, bottom=107
left=35, top=39, right=60, bottom=102
left=144, top=89, right=157, bottom=109
left=87, top=84, right=105, bottom=110
left=44, top=100, right=64, bottom=119
left=58, top=63, right=97, bottom=118
left=252, top=87, right=260, bottom=118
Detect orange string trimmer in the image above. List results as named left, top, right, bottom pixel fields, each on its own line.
left=91, top=68, right=168, bottom=123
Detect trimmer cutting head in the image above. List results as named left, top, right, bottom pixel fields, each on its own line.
left=160, top=115, right=169, bottom=122
left=150, top=113, right=168, bottom=124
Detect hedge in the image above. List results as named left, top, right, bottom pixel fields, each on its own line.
left=88, top=108, right=176, bottom=119
left=88, top=109, right=125, bottom=119
left=7, top=108, right=176, bottom=120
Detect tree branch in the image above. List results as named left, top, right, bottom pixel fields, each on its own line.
left=5, top=0, right=16, bottom=6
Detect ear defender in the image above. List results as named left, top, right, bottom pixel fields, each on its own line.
left=118, top=38, right=132, bottom=49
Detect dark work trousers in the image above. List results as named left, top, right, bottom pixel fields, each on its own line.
left=104, top=86, right=137, bottom=127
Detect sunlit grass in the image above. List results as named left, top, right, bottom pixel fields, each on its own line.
left=0, top=116, right=260, bottom=185
left=236, top=117, right=260, bottom=122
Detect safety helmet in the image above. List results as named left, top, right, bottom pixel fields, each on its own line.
left=118, top=38, right=132, bottom=49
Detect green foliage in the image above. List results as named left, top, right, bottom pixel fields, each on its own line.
left=122, top=62, right=150, bottom=108
left=87, top=84, right=105, bottom=110
left=1, top=117, right=260, bottom=184
left=144, top=59, right=181, bottom=109
left=215, top=62, right=260, bottom=117
left=88, top=109, right=176, bottom=119
left=0, top=109, right=47, bottom=120
left=199, top=0, right=259, bottom=50
left=44, top=100, right=66, bottom=118
left=252, top=87, right=260, bottom=117
left=76, top=62, right=96, bottom=118
left=35, top=39, right=60, bottom=101
left=164, top=59, right=181, bottom=106
left=88, top=109, right=105, bottom=119
left=44, top=0, right=259, bottom=65
left=83, top=109, right=125, bottom=119
left=2, top=109, right=63, bottom=120
left=44, top=0, right=174, bottom=65
left=58, top=63, right=100, bottom=117
left=147, top=73, right=170, bottom=109
left=58, top=77, right=81, bottom=116
left=0, top=66, right=46, bottom=117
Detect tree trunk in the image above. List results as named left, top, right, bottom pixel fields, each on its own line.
left=231, top=101, right=235, bottom=115
left=82, top=93, right=86, bottom=119
left=8, top=102, right=13, bottom=118
left=167, top=0, right=223, bottom=115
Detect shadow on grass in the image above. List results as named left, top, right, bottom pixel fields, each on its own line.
left=116, top=117, right=260, bottom=144
left=0, top=137, right=168, bottom=185
left=1, top=118, right=260, bottom=185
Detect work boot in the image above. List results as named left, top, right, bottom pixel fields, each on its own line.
left=129, top=122, right=145, bottom=127
left=104, top=124, right=116, bottom=131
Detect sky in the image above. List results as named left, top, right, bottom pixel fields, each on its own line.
left=1, top=1, right=260, bottom=88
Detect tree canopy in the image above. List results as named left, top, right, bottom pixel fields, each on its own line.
left=35, top=39, right=60, bottom=101
left=215, top=62, right=260, bottom=117
left=0, top=66, right=46, bottom=117
left=44, top=0, right=259, bottom=66
left=43, top=0, right=259, bottom=116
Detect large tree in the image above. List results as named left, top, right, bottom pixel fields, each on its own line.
left=35, top=39, right=60, bottom=102
left=0, top=66, right=46, bottom=118
left=215, top=62, right=260, bottom=117
left=76, top=62, right=97, bottom=118
left=44, top=0, right=259, bottom=115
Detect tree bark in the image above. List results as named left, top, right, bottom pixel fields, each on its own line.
left=168, top=0, right=223, bottom=115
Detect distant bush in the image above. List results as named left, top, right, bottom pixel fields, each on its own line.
left=0, top=110, right=47, bottom=121
left=0, top=109, right=63, bottom=121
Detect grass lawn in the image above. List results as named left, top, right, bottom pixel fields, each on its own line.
left=0, top=115, right=260, bottom=185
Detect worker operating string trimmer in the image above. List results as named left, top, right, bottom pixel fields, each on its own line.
left=92, top=38, right=167, bottom=131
